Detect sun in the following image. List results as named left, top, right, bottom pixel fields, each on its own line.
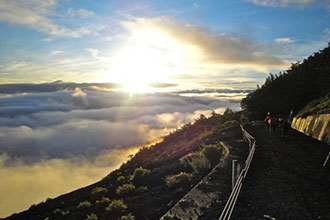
left=104, top=26, right=196, bottom=93
left=108, top=46, right=167, bottom=92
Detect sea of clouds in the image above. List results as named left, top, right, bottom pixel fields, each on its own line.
left=0, top=82, right=246, bottom=217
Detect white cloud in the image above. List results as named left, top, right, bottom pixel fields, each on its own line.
left=0, top=0, right=92, bottom=38
left=50, top=50, right=65, bottom=55
left=86, top=48, right=101, bottom=59
left=67, top=7, right=95, bottom=18
left=121, top=17, right=286, bottom=67
left=248, top=0, right=330, bottom=9
left=248, top=0, right=315, bottom=7
left=275, top=37, right=296, bottom=43
left=324, top=27, right=330, bottom=37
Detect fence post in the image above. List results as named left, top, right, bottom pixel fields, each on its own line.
left=232, top=160, right=237, bottom=189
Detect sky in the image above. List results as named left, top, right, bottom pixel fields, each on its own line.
left=0, top=0, right=330, bottom=218
left=0, top=0, right=329, bottom=89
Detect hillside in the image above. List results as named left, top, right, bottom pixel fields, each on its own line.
left=3, top=111, right=242, bottom=220
left=296, top=92, right=330, bottom=117
left=241, top=44, right=330, bottom=119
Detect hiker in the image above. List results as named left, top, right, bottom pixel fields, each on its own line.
left=264, top=112, right=272, bottom=134
left=279, top=118, right=290, bottom=138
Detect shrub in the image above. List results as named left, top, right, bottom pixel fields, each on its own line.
left=86, top=213, right=98, bottom=220
left=135, top=186, right=148, bottom=194
left=106, top=199, right=127, bottom=213
left=96, top=197, right=110, bottom=204
left=131, top=167, right=150, bottom=185
left=201, top=145, right=222, bottom=167
left=91, top=187, right=108, bottom=195
left=165, top=172, right=192, bottom=188
left=180, top=152, right=210, bottom=175
left=117, top=176, right=126, bottom=182
left=77, top=201, right=92, bottom=209
left=116, top=183, right=136, bottom=195
left=121, top=213, right=135, bottom=220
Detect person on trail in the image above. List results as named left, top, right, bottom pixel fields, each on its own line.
left=264, top=112, right=272, bottom=134
left=279, top=117, right=289, bottom=138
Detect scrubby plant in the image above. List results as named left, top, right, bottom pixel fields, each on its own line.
left=91, top=187, right=108, bottom=195
left=180, top=152, right=210, bottom=175
left=120, top=213, right=135, bottom=220
left=96, top=197, right=110, bottom=204
left=116, top=183, right=136, bottom=195
left=165, top=172, right=192, bottom=188
left=106, top=199, right=127, bottom=213
left=201, top=145, right=222, bottom=167
left=130, top=167, right=150, bottom=185
left=86, top=213, right=98, bottom=220
left=117, top=175, right=126, bottom=182
left=77, top=201, right=92, bottom=209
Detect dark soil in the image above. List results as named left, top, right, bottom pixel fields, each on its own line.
left=231, top=124, right=330, bottom=220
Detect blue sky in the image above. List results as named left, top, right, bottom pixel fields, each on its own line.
left=0, top=0, right=329, bottom=89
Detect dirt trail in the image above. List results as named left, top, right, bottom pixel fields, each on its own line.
left=231, top=124, right=330, bottom=220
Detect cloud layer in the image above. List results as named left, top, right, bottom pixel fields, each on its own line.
left=0, top=84, right=243, bottom=217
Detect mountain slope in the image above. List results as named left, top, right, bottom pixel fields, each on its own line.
left=4, top=111, right=241, bottom=220
left=241, top=44, right=330, bottom=119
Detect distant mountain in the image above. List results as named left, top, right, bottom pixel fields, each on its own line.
left=241, top=44, right=330, bottom=119
left=3, top=111, right=240, bottom=220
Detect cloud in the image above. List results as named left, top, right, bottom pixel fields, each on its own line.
left=50, top=50, right=65, bottom=55
left=324, top=27, right=330, bottom=37
left=275, top=37, right=296, bottom=43
left=248, top=0, right=315, bottom=7
left=0, top=0, right=92, bottom=38
left=67, top=8, right=95, bottom=18
left=0, top=84, right=242, bottom=217
left=86, top=48, right=101, bottom=59
left=0, top=149, right=136, bottom=218
left=0, top=82, right=121, bottom=94
left=248, top=0, right=330, bottom=9
left=121, top=17, right=285, bottom=67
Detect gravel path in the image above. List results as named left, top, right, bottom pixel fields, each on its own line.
left=231, top=124, right=330, bottom=220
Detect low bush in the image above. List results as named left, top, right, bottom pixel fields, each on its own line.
left=91, top=187, right=108, bottom=195
left=106, top=199, right=127, bottom=213
left=131, top=167, right=150, bottom=185
left=120, top=213, right=135, bottom=220
left=165, top=172, right=192, bottom=188
left=201, top=145, right=222, bottom=167
left=116, top=183, right=136, bottom=195
left=77, top=201, right=91, bottom=209
left=180, top=152, right=210, bottom=175
left=86, top=213, right=98, bottom=220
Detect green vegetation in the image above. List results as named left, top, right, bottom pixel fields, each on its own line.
left=85, top=213, right=98, bottom=220
left=180, top=151, right=211, bottom=174
left=120, top=213, right=135, bottom=220
left=116, top=183, right=136, bottom=195
left=201, top=144, right=223, bottom=167
left=165, top=172, right=192, bottom=188
left=91, top=187, right=108, bottom=195
left=77, top=201, right=92, bottom=209
left=241, top=44, right=330, bottom=119
left=106, top=199, right=127, bottom=213
left=296, top=92, right=330, bottom=117
left=130, top=167, right=150, bottom=185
